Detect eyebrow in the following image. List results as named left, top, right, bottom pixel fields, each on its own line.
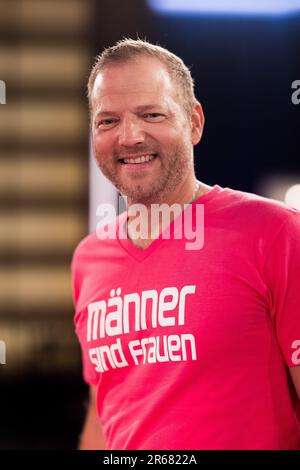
left=95, top=104, right=166, bottom=118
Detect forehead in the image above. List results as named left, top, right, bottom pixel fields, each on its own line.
left=91, top=57, right=179, bottom=111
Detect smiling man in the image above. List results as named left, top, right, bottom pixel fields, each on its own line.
left=71, top=38, right=300, bottom=450
left=89, top=43, right=210, bottom=249
left=90, top=55, right=202, bottom=202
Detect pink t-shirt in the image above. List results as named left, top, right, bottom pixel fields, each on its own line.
left=71, top=184, right=300, bottom=449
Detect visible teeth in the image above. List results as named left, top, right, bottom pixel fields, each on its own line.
left=123, top=154, right=155, bottom=164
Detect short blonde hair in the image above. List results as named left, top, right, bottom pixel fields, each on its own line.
left=87, top=38, right=197, bottom=116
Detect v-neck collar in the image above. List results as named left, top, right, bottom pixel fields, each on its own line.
left=117, top=184, right=222, bottom=262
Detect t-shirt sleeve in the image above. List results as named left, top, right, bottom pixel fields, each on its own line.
left=71, top=245, right=100, bottom=386
left=263, top=210, right=300, bottom=367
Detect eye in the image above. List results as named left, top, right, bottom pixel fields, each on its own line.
left=96, top=118, right=118, bottom=128
left=143, top=113, right=164, bottom=121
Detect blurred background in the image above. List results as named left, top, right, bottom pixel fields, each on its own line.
left=0, top=0, right=299, bottom=449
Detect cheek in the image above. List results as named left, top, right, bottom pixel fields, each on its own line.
left=153, top=128, right=182, bottom=146
left=93, top=134, right=112, bottom=156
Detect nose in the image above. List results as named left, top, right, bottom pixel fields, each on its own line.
left=118, top=115, right=145, bottom=147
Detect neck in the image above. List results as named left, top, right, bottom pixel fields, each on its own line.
left=125, top=176, right=202, bottom=249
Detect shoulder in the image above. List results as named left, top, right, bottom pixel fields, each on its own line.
left=71, top=212, right=126, bottom=270
left=72, top=231, right=99, bottom=261
left=218, top=185, right=299, bottom=226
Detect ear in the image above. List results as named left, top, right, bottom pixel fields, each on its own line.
left=191, top=101, right=205, bottom=145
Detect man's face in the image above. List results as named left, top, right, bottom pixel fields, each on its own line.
left=91, top=57, right=203, bottom=202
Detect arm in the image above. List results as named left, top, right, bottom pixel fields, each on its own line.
left=78, top=385, right=107, bottom=450
left=289, top=366, right=300, bottom=400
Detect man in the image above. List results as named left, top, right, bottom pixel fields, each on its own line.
left=71, top=38, right=300, bottom=450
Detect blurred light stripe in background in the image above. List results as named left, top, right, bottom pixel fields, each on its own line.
left=147, top=0, right=300, bottom=15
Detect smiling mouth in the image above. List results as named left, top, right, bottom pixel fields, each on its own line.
left=119, top=154, right=158, bottom=164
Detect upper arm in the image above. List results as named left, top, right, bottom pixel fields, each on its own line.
left=79, top=386, right=106, bottom=450
left=289, top=366, right=300, bottom=400
left=90, top=384, right=97, bottom=406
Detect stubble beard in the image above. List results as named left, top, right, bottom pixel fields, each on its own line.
left=95, top=141, right=194, bottom=205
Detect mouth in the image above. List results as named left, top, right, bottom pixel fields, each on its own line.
left=118, top=154, right=158, bottom=165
